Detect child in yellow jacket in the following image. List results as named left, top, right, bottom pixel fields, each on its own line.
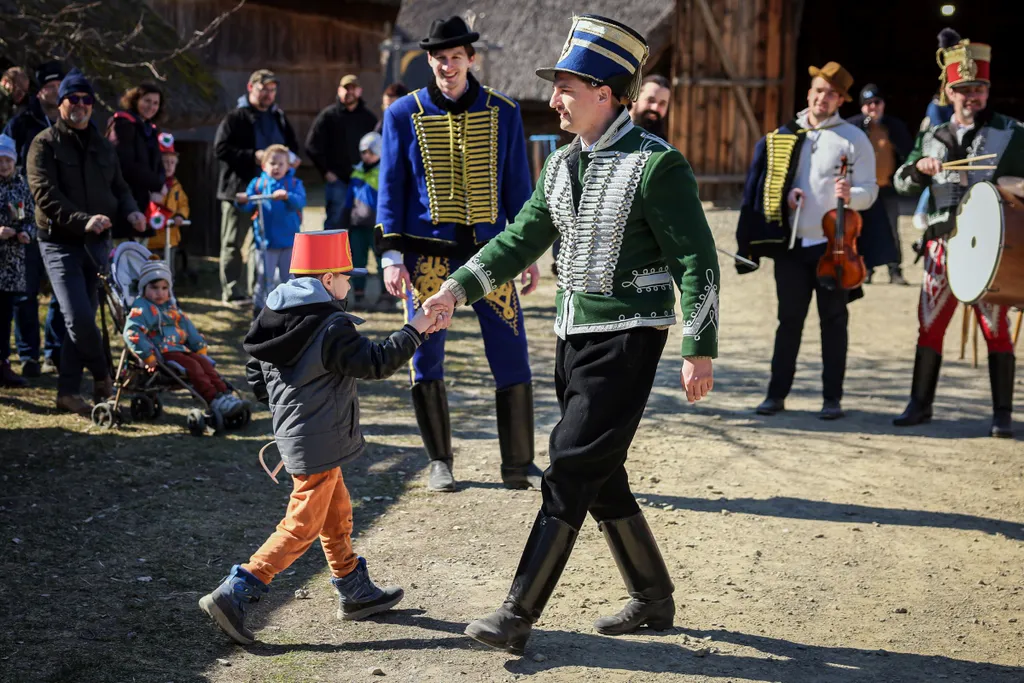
left=146, top=133, right=189, bottom=268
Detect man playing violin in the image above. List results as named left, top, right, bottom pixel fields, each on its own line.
left=893, top=38, right=1024, bottom=438
left=737, top=62, right=878, bottom=420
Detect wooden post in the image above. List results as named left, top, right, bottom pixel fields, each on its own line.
left=693, top=0, right=762, bottom=140
left=960, top=302, right=970, bottom=360
left=763, top=0, right=783, bottom=132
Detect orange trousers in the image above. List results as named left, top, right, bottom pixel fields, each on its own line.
left=243, top=468, right=359, bottom=585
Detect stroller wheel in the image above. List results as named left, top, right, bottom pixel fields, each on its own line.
left=186, top=408, right=206, bottom=437
left=130, top=395, right=155, bottom=421
left=225, top=405, right=252, bottom=430
left=91, top=402, right=117, bottom=429
left=151, top=395, right=163, bottom=419
left=207, top=406, right=225, bottom=435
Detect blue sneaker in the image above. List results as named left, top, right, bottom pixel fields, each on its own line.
left=199, top=565, right=269, bottom=644
left=331, top=557, right=404, bottom=621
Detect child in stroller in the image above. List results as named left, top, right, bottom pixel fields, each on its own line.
left=121, top=261, right=245, bottom=424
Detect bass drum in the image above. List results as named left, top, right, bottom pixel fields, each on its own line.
left=948, top=181, right=1024, bottom=307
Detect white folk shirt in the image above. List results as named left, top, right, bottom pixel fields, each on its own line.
left=790, top=109, right=879, bottom=245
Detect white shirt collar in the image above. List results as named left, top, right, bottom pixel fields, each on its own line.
left=581, top=108, right=634, bottom=152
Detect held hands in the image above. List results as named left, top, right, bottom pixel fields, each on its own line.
left=916, top=157, right=943, bottom=177
left=325, top=171, right=339, bottom=184
left=85, top=215, right=112, bottom=234
left=0, top=226, right=15, bottom=240
left=520, top=263, right=541, bottom=295
left=17, top=231, right=30, bottom=244
left=384, top=264, right=413, bottom=298
left=128, top=212, right=147, bottom=233
left=271, top=189, right=288, bottom=201
left=681, top=357, right=714, bottom=404
left=787, top=187, right=804, bottom=210
left=835, top=178, right=852, bottom=203
left=410, top=306, right=451, bottom=335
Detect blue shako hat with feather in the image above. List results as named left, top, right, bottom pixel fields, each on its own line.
left=536, top=14, right=650, bottom=102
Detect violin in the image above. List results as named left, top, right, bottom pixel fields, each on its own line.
left=817, top=154, right=867, bottom=290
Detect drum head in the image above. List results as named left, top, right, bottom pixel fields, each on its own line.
left=949, top=181, right=1003, bottom=304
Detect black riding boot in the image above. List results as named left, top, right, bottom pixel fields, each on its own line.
left=497, top=383, right=543, bottom=490
left=464, top=513, right=577, bottom=654
left=593, top=512, right=675, bottom=635
left=989, top=352, right=1015, bottom=438
left=894, top=347, right=942, bottom=426
left=411, top=380, right=455, bottom=491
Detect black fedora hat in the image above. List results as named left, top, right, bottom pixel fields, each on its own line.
left=419, top=16, right=479, bottom=51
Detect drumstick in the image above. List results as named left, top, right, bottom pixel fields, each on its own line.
left=941, top=164, right=998, bottom=171
left=943, top=153, right=998, bottom=166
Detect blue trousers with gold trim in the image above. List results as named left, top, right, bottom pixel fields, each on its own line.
left=404, top=253, right=531, bottom=389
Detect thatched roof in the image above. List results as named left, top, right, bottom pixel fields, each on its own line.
left=0, top=0, right=224, bottom=128
left=395, top=0, right=675, bottom=103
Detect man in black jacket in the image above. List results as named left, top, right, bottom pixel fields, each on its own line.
left=305, top=74, right=377, bottom=230
left=847, top=84, right=914, bottom=284
left=214, top=69, right=300, bottom=305
left=27, top=69, right=145, bottom=416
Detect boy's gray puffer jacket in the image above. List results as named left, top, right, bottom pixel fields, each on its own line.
left=243, top=277, right=422, bottom=474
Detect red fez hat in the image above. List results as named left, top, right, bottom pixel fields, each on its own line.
left=290, top=230, right=368, bottom=276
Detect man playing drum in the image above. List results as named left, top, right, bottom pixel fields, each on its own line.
left=893, top=37, right=1024, bottom=438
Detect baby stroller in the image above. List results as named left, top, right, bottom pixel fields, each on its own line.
left=90, top=241, right=252, bottom=436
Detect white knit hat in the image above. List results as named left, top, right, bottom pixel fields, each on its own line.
left=137, top=261, right=173, bottom=296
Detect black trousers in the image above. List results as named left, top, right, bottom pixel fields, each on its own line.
left=542, top=327, right=668, bottom=531
left=768, top=243, right=849, bottom=402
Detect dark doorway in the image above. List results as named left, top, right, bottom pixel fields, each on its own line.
left=797, top=0, right=1023, bottom=130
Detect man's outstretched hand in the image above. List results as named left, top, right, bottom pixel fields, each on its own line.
left=423, top=288, right=457, bottom=321
left=681, top=357, right=714, bottom=404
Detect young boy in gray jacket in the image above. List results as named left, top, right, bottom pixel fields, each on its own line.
left=200, top=230, right=447, bottom=645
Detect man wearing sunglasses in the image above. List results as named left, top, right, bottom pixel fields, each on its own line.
left=847, top=84, right=913, bottom=285
left=26, top=68, right=145, bottom=417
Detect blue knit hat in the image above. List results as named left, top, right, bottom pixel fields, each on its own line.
left=537, top=14, right=650, bottom=101
left=0, top=134, right=15, bottom=161
left=58, top=68, right=94, bottom=103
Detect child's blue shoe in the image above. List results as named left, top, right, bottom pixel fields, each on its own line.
left=331, top=557, right=404, bottom=621
left=199, top=564, right=269, bottom=644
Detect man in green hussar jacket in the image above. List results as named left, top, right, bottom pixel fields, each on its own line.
left=424, top=14, right=720, bottom=654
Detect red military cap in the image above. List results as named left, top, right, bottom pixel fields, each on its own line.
left=937, top=39, right=991, bottom=105
left=290, top=230, right=368, bottom=276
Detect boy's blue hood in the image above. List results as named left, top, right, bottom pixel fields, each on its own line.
left=245, top=277, right=356, bottom=366
left=266, top=277, right=332, bottom=311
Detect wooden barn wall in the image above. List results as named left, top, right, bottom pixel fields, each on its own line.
left=670, top=0, right=794, bottom=201
left=149, top=0, right=391, bottom=254
left=152, top=0, right=389, bottom=142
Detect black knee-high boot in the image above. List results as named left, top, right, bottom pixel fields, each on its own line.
left=411, top=380, right=455, bottom=491
left=496, top=382, right=544, bottom=490
left=989, top=352, right=1015, bottom=438
left=593, top=512, right=675, bottom=635
left=894, top=346, right=942, bottom=426
left=464, top=513, right=577, bottom=654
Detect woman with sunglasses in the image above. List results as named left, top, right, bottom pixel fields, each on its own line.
left=25, top=68, right=146, bottom=417
left=107, top=83, right=166, bottom=241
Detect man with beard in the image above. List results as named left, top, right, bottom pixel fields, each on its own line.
left=214, top=70, right=300, bottom=307
left=892, top=38, right=1024, bottom=438
left=629, top=74, right=670, bottom=136
left=736, top=62, right=877, bottom=420
left=423, top=14, right=718, bottom=653
left=376, top=15, right=543, bottom=493
left=0, top=67, right=29, bottom=130
left=306, top=74, right=378, bottom=230
left=27, top=69, right=145, bottom=415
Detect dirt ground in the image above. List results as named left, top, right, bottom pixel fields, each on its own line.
left=1, top=207, right=1022, bottom=683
